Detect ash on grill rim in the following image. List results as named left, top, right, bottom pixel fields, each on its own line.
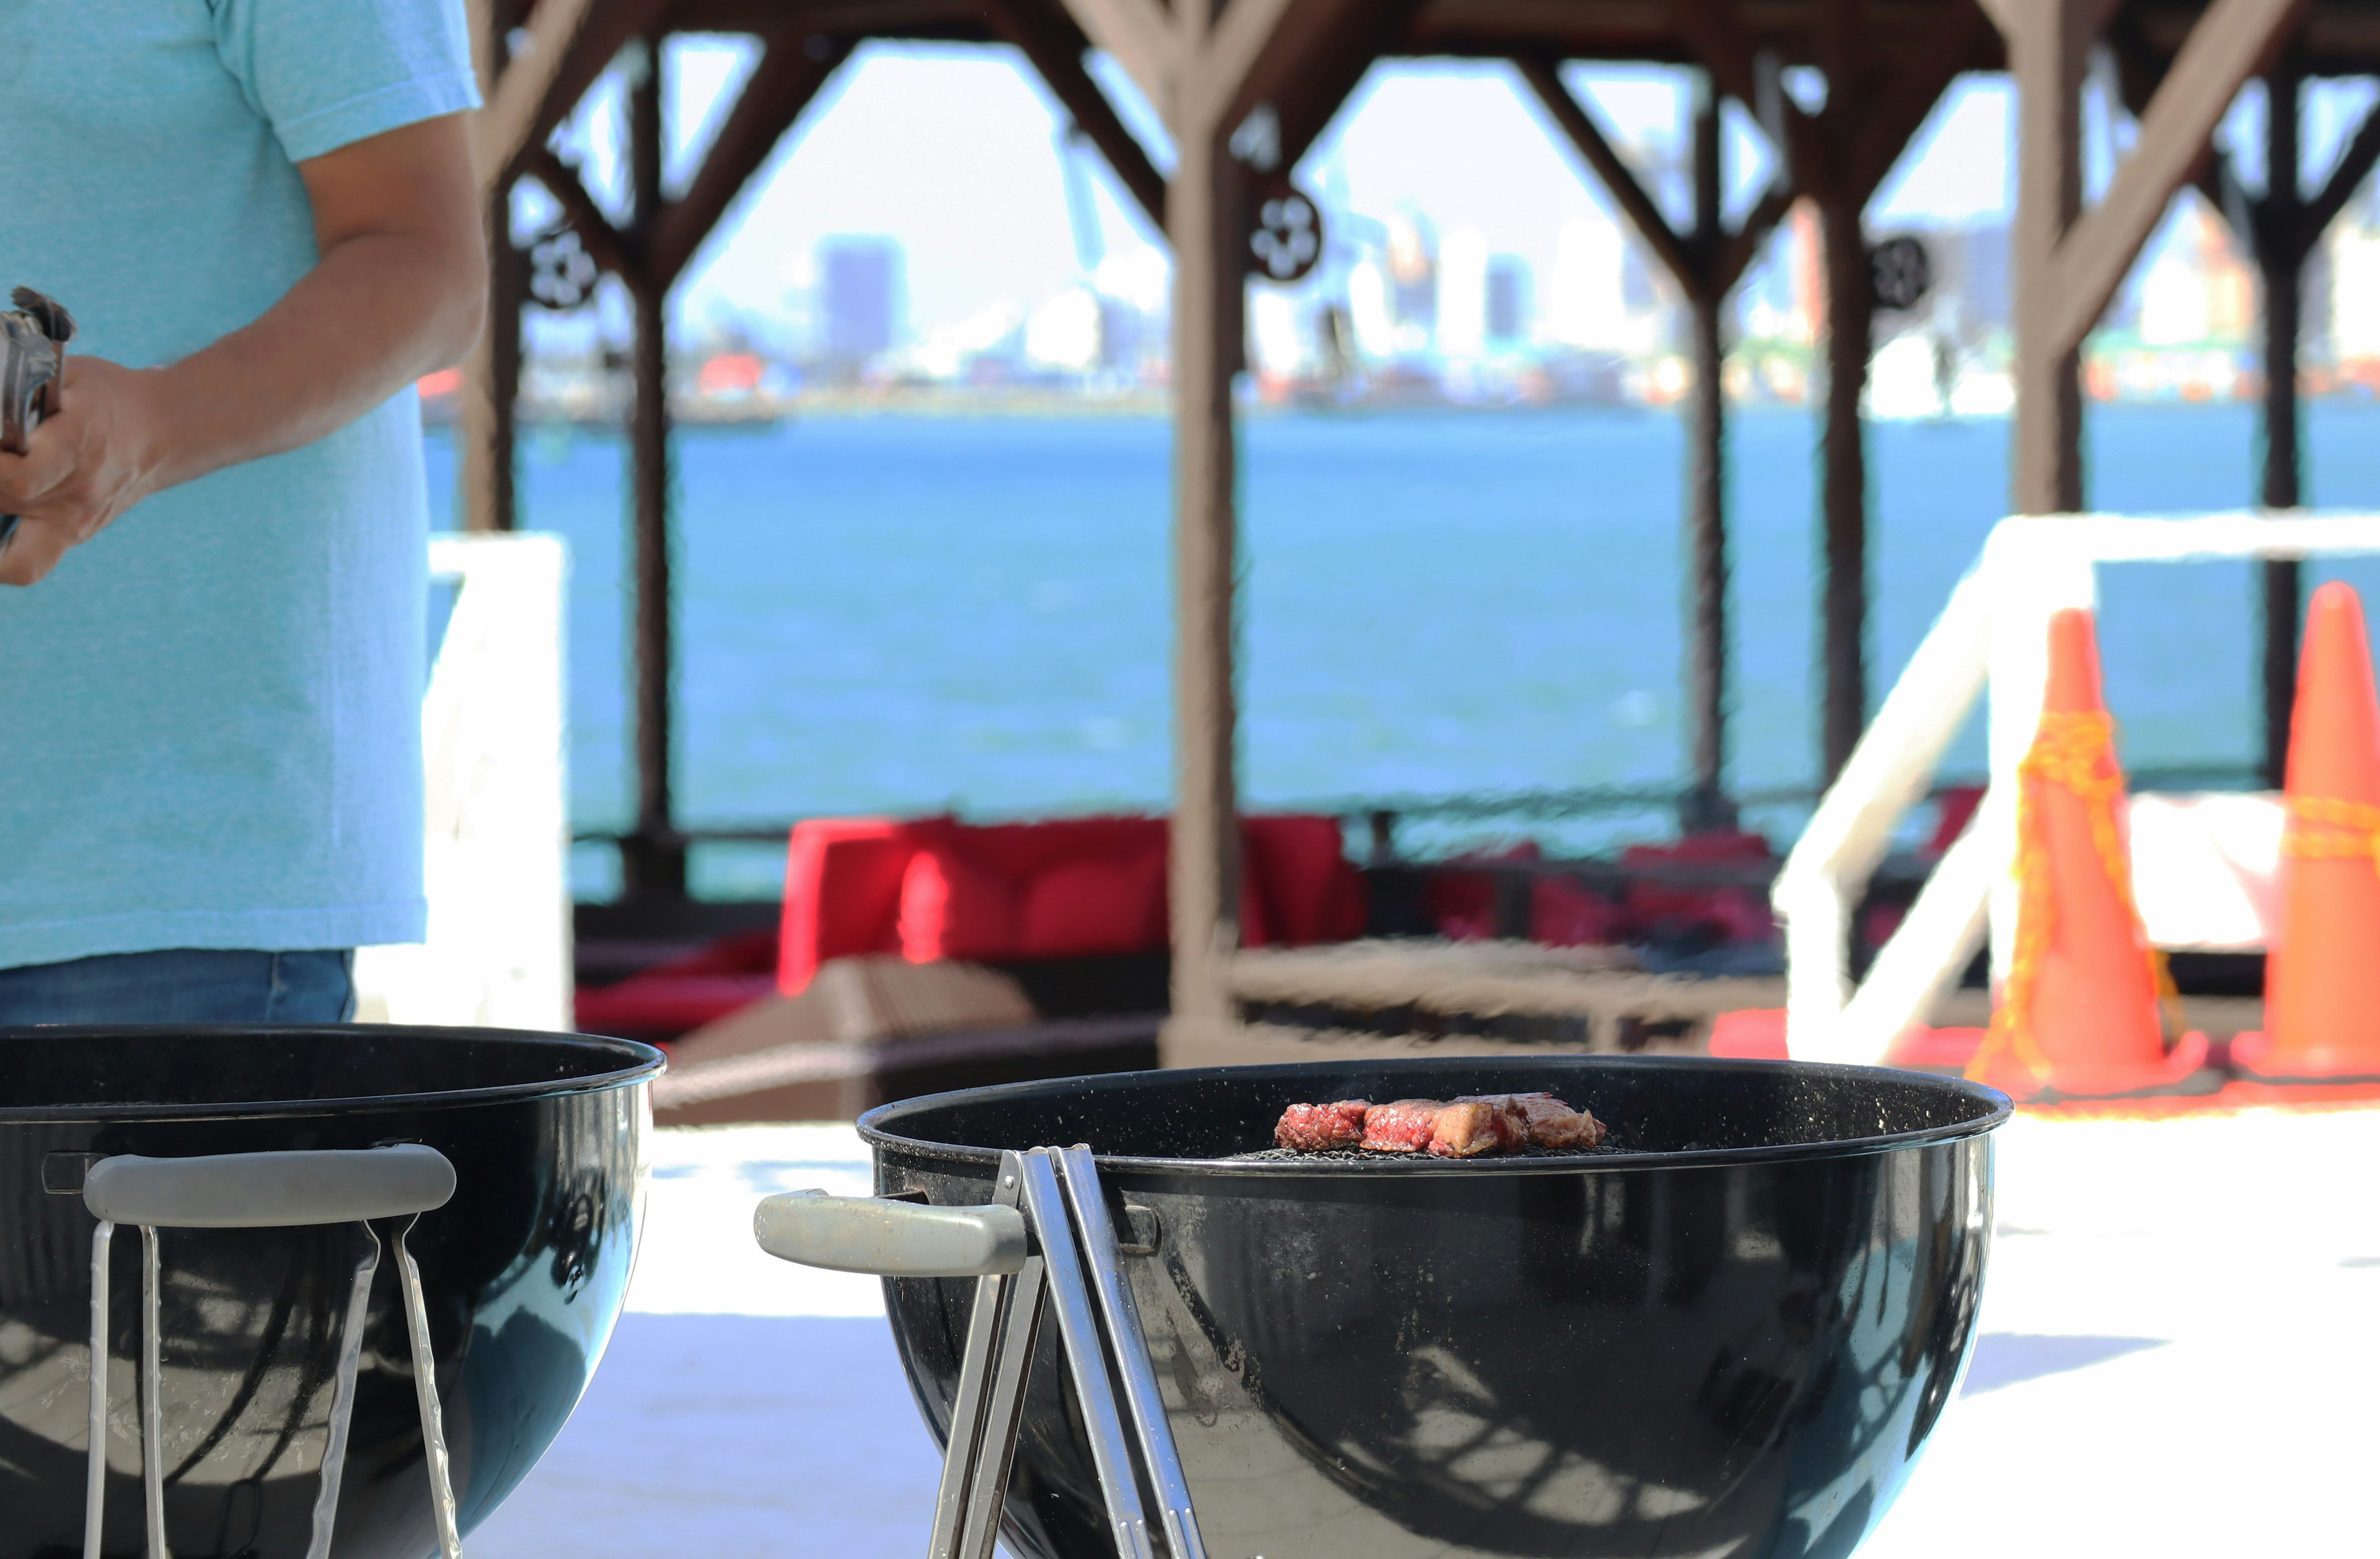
left=0, top=1023, right=666, bottom=1123
left=858, top=1054, right=2013, bottom=1179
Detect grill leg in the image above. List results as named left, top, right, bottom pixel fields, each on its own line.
left=84, top=1220, right=114, bottom=1559
left=141, top=1225, right=169, bottom=1559
left=307, top=1223, right=384, bottom=1559
left=395, top=1217, right=463, bottom=1559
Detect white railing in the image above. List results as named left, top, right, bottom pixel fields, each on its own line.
left=353, top=533, right=572, bottom=1030
left=1776, top=511, right=2380, bottom=1065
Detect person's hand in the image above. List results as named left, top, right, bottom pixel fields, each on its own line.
left=0, top=357, right=176, bottom=587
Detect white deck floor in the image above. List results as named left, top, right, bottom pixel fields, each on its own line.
left=469, top=1107, right=2380, bottom=1558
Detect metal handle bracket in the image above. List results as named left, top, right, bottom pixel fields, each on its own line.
left=84, top=1144, right=456, bottom=1229
left=754, top=1189, right=1027, bottom=1278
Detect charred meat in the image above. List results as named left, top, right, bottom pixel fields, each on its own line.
left=1460, top=1092, right=1605, bottom=1150
left=1359, top=1099, right=1504, bottom=1157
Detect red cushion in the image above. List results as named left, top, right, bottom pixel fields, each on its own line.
left=953, top=816, right=1166, bottom=881
left=1622, top=828, right=1776, bottom=939
left=780, top=819, right=918, bottom=994
left=1015, top=845, right=1168, bottom=957
left=898, top=839, right=1021, bottom=962
left=1241, top=815, right=1365, bottom=946
left=1532, top=876, right=1633, bottom=946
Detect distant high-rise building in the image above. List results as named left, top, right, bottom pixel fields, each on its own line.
left=1437, top=229, right=1489, bottom=359
left=2332, top=220, right=2380, bottom=360
left=2139, top=200, right=2254, bottom=346
left=1548, top=214, right=1657, bottom=353
left=1921, top=226, right=2011, bottom=336
left=1385, top=209, right=1438, bottom=346
left=1484, top=257, right=1530, bottom=344
left=819, top=237, right=902, bottom=365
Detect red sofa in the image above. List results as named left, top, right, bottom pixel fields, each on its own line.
left=576, top=813, right=1369, bottom=1039
left=777, top=812, right=1367, bottom=993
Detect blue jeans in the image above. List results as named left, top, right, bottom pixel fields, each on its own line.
left=0, top=948, right=356, bottom=1025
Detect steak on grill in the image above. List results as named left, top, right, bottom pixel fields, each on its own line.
left=1360, top=1099, right=1503, bottom=1157
left=1270, top=1092, right=1605, bottom=1157
left=1274, top=1099, right=1369, bottom=1151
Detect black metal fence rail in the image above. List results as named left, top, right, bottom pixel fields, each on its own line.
left=571, top=762, right=2267, bottom=856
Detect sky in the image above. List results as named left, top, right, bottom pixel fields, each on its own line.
left=524, top=42, right=2380, bottom=349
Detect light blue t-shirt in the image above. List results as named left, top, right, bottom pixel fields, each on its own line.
left=0, top=0, right=478, bottom=968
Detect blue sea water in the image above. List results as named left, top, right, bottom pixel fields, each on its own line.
left=423, top=402, right=2380, bottom=898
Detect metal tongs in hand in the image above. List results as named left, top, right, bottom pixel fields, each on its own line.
left=2, top=286, right=77, bottom=556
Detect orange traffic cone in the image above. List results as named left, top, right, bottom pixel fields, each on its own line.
left=2237, top=582, right=2380, bottom=1082
left=1970, top=608, right=2208, bottom=1098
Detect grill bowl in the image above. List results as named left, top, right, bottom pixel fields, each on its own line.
left=0, top=1024, right=661, bottom=1559
left=863, top=1054, right=2008, bottom=1559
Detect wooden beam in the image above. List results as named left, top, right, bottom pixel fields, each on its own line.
left=1054, top=0, right=1179, bottom=123
left=521, top=144, right=640, bottom=278
left=474, top=0, right=597, bottom=185
left=1196, top=0, right=1305, bottom=127
left=1716, top=178, right=1793, bottom=291
left=1845, top=1, right=1996, bottom=199
left=2301, top=95, right=2380, bottom=245
left=1266, top=0, right=1419, bottom=173
left=651, top=35, right=849, bottom=284
left=984, top=0, right=1169, bottom=229
left=1665, top=0, right=1823, bottom=179
left=2044, top=0, right=2308, bottom=355
left=1515, top=55, right=1699, bottom=291
left=475, top=0, right=676, bottom=190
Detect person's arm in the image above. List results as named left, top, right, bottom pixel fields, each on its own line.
left=0, top=112, right=484, bottom=587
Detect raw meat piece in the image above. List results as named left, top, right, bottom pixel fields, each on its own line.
left=1358, top=1099, right=1504, bottom=1157
left=1356, top=1099, right=1446, bottom=1153
left=1274, top=1099, right=1369, bottom=1151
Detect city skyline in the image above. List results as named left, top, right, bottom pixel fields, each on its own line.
left=522, top=43, right=2378, bottom=358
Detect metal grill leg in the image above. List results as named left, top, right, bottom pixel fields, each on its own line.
left=954, top=1257, right=1046, bottom=1559
left=926, top=1255, right=1047, bottom=1559
left=1056, top=1148, right=1207, bottom=1559
left=84, top=1220, right=113, bottom=1559
left=141, top=1226, right=169, bottom=1559
left=395, top=1217, right=462, bottom=1559
left=1013, top=1153, right=1154, bottom=1559
left=307, top=1223, right=384, bottom=1559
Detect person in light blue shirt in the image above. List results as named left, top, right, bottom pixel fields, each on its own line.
left=0, top=0, right=487, bottom=1022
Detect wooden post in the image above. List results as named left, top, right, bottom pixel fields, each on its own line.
left=622, top=35, right=684, bottom=901
left=2259, top=61, right=2303, bottom=786
left=1993, top=0, right=2310, bottom=516
left=2004, top=0, right=2090, bottom=514
left=458, top=211, right=522, bottom=534
left=459, top=1, right=519, bottom=535
left=1165, top=122, right=1247, bottom=1041
left=1053, top=0, right=1401, bottom=1055
left=1684, top=77, right=1732, bottom=827
left=1516, top=59, right=1792, bottom=826
left=1818, top=188, right=1874, bottom=781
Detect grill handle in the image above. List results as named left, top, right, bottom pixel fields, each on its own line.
left=756, top=1190, right=1028, bottom=1277
left=82, top=1144, right=456, bottom=1229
